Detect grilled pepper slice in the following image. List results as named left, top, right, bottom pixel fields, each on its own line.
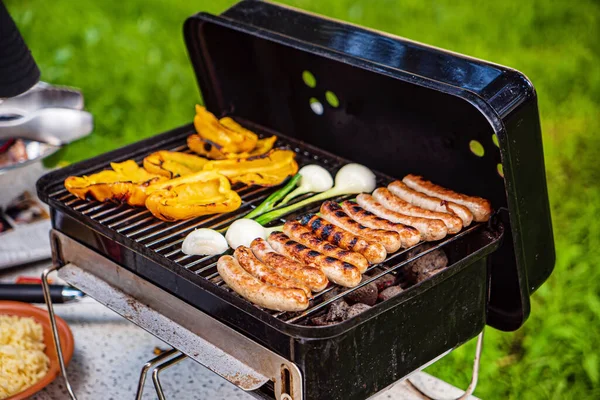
left=145, top=171, right=242, bottom=221
left=193, top=105, right=257, bottom=153
left=143, top=151, right=208, bottom=178
left=188, top=134, right=277, bottom=160
left=202, top=149, right=299, bottom=187
left=64, top=160, right=167, bottom=206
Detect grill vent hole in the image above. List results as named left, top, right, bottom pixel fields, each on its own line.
left=492, top=134, right=499, bottom=147
left=469, top=140, right=485, bottom=157
left=309, top=98, right=324, bottom=115
left=325, top=90, right=339, bottom=108
left=302, top=70, right=317, bottom=88
left=497, top=163, right=504, bottom=178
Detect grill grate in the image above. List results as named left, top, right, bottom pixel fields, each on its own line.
left=47, top=130, right=485, bottom=325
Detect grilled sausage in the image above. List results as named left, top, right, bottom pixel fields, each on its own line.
left=387, top=180, right=473, bottom=227
left=234, top=246, right=312, bottom=296
left=402, top=174, right=492, bottom=222
left=217, top=255, right=309, bottom=312
left=340, top=200, right=421, bottom=248
left=250, top=238, right=329, bottom=292
left=298, top=214, right=387, bottom=264
left=268, top=232, right=361, bottom=288
left=356, top=194, right=447, bottom=241
left=320, top=201, right=401, bottom=253
left=372, top=188, right=463, bottom=234
left=283, top=221, right=368, bottom=272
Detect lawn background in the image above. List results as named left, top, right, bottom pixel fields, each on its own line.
left=6, top=0, right=599, bottom=398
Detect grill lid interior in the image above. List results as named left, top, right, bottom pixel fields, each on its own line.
left=183, top=0, right=555, bottom=331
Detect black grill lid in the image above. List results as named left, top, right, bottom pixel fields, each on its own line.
left=183, top=0, right=554, bottom=331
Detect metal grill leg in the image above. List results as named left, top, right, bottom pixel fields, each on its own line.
left=407, top=329, right=484, bottom=400
left=151, top=353, right=188, bottom=400
left=135, top=349, right=179, bottom=400
left=41, top=264, right=78, bottom=400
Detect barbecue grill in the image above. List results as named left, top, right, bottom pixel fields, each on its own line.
left=36, top=1, right=555, bottom=399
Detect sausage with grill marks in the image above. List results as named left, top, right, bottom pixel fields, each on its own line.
left=372, top=188, right=463, bottom=234
left=320, top=201, right=401, bottom=253
left=217, top=255, right=309, bottom=312
left=340, top=200, right=421, bottom=248
left=387, top=180, right=473, bottom=227
left=234, top=246, right=312, bottom=296
left=298, top=214, right=387, bottom=264
left=402, top=174, right=492, bottom=222
left=250, top=238, right=329, bottom=292
left=356, top=194, right=447, bottom=241
left=268, top=232, right=361, bottom=288
left=283, top=221, right=368, bottom=273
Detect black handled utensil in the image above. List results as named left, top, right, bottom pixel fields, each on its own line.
left=0, top=283, right=84, bottom=303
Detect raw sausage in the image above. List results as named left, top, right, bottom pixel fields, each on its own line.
left=372, top=188, right=463, bottom=233
left=387, top=180, right=473, bottom=227
left=356, top=194, right=447, bottom=241
left=402, top=174, right=492, bottom=222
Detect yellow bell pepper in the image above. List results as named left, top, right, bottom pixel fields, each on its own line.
left=202, top=149, right=299, bottom=187
left=64, top=160, right=167, bottom=206
left=143, top=151, right=208, bottom=178
left=145, top=171, right=241, bottom=221
left=188, top=134, right=277, bottom=160
left=193, top=105, right=257, bottom=153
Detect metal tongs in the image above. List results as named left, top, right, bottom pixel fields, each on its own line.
left=0, top=82, right=93, bottom=173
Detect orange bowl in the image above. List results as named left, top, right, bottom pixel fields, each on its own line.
left=0, top=301, right=74, bottom=400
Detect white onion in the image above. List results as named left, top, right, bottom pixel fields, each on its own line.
left=182, top=228, right=228, bottom=255
left=225, top=219, right=266, bottom=249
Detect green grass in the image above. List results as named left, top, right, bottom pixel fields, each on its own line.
left=7, top=0, right=600, bottom=398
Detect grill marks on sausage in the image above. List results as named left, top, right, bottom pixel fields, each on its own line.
left=340, top=199, right=422, bottom=247
left=283, top=221, right=369, bottom=272
left=320, top=201, right=402, bottom=253
left=299, top=215, right=387, bottom=264
left=250, top=238, right=328, bottom=292
left=268, top=232, right=361, bottom=287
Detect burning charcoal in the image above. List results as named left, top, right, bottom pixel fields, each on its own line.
left=368, top=268, right=397, bottom=291
left=311, top=315, right=339, bottom=326
left=322, top=287, right=343, bottom=302
left=345, top=303, right=371, bottom=319
left=345, top=277, right=378, bottom=306
left=405, top=245, right=448, bottom=284
left=325, top=300, right=350, bottom=321
left=378, top=286, right=404, bottom=302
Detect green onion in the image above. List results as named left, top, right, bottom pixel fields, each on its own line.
left=244, top=174, right=301, bottom=220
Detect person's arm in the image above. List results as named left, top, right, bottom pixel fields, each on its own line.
left=0, top=0, right=40, bottom=98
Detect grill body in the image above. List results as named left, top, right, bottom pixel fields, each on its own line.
left=37, top=2, right=554, bottom=399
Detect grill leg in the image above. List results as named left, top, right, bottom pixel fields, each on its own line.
left=151, top=353, right=188, bottom=400
left=41, top=264, right=78, bottom=400
left=135, top=349, right=179, bottom=400
left=407, top=329, right=484, bottom=400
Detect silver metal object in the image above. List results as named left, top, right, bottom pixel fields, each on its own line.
left=407, top=330, right=484, bottom=400
left=0, top=83, right=84, bottom=117
left=0, top=107, right=93, bottom=145
left=0, top=139, right=59, bottom=174
left=135, top=349, right=180, bottom=400
left=41, top=264, right=78, bottom=400
left=152, top=353, right=188, bottom=400
left=50, top=229, right=303, bottom=400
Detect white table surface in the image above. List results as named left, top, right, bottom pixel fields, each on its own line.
left=0, top=261, right=478, bottom=400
